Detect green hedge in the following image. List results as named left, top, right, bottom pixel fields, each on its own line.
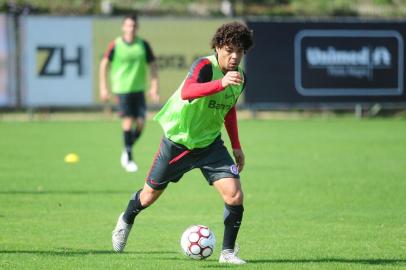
left=1, top=0, right=405, bottom=18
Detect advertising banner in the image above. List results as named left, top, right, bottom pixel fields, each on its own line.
left=21, top=16, right=93, bottom=107
left=245, top=20, right=406, bottom=108
left=0, top=14, right=15, bottom=107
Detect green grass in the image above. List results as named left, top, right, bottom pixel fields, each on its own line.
left=1, top=117, right=406, bottom=270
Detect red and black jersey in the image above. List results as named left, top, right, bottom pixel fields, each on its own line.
left=180, top=57, right=246, bottom=150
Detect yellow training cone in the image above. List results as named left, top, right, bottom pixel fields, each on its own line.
left=64, top=153, right=79, bottom=163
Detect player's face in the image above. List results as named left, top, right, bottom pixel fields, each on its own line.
left=122, top=18, right=137, bottom=37
left=216, top=45, right=244, bottom=72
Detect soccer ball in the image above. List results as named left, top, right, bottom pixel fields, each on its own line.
left=180, top=225, right=216, bottom=260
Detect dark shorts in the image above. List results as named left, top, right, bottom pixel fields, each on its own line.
left=117, top=92, right=146, bottom=119
left=145, top=136, right=240, bottom=190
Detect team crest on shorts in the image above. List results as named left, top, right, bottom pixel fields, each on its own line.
left=230, top=164, right=239, bottom=175
left=149, top=178, right=159, bottom=187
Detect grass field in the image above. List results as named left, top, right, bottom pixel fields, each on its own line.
left=1, top=116, right=406, bottom=270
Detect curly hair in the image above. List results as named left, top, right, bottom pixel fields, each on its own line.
left=211, top=21, right=253, bottom=52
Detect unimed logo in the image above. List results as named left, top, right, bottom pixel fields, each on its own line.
left=295, top=30, right=404, bottom=96
left=306, top=46, right=391, bottom=74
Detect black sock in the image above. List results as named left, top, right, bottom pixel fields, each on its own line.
left=123, top=131, right=133, bottom=161
left=131, top=128, right=142, bottom=145
left=122, top=189, right=146, bottom=224
left=222, top=204, right=244, bottom=250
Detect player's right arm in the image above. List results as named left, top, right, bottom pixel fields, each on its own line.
left=221, top=71, right=244, bottom=87
left=99, top=58, right=110, bottom=102
left=99, top=40, right=115, bottom=102
left=181, top=58, right=243, bottom=100
left=181, top=58, right=221, bottom=100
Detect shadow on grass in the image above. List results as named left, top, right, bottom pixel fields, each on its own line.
left=0, top=249, right=178, bottom=256
left=243, top=258, right=406, bottom=265
left=0, top=190, right=130, bottom=195
left=152, top=257, right=406, bottom=266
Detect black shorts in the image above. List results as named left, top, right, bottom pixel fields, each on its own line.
left=145, top=136, right=240, bottom=190
left=117, top=92, right=146, bottom=119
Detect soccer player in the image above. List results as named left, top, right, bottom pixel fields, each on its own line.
left=112, top=21, right=253, bottom=264
left=99, top=14, right=159, bottom=172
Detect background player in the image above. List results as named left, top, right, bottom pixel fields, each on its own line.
left=99, top=14, right=159, bottom=172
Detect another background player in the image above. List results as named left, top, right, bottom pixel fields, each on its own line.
left=112, top=21, right=253, bottom=264
left=99, top=14, right=159, bottom=172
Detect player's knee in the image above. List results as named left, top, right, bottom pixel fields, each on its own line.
left=224, top=189, right=244, bottom=206
left=139, top=192, right=155, bottom=207
left=135, top=118, right=145, bottom=130
left=122, top=118, right=133, bottom=130
left=139, top=188, right=162, bottom=207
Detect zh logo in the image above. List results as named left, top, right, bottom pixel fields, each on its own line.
left=37, top=46, right=83, bottom=77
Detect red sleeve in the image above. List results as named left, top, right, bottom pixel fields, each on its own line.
left=224, top=106, right=241, bottom=150
left=181, top=58, right=224, bottom=100
left=103, top=40, right=115, bottom=61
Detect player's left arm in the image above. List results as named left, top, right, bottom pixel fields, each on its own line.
left=224, top=72, right=246, bottom=172
left=144, top=40, right=159, bottom=103
left=225, top=106, right=245, bottom=172
left=225, top=106, right=241, bottom=150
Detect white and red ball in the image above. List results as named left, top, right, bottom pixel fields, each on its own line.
left=180, top=225, right=216, bottom=260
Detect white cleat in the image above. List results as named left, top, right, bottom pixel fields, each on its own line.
left=112, top=213, right=132, bottom=252
left=125, top=161, right=138, bottom=172
left=219, top=245, right=246, bottom=264
left=121, top=151, right=138, bottom=172
left=120, top=151, right=128, bottom=168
